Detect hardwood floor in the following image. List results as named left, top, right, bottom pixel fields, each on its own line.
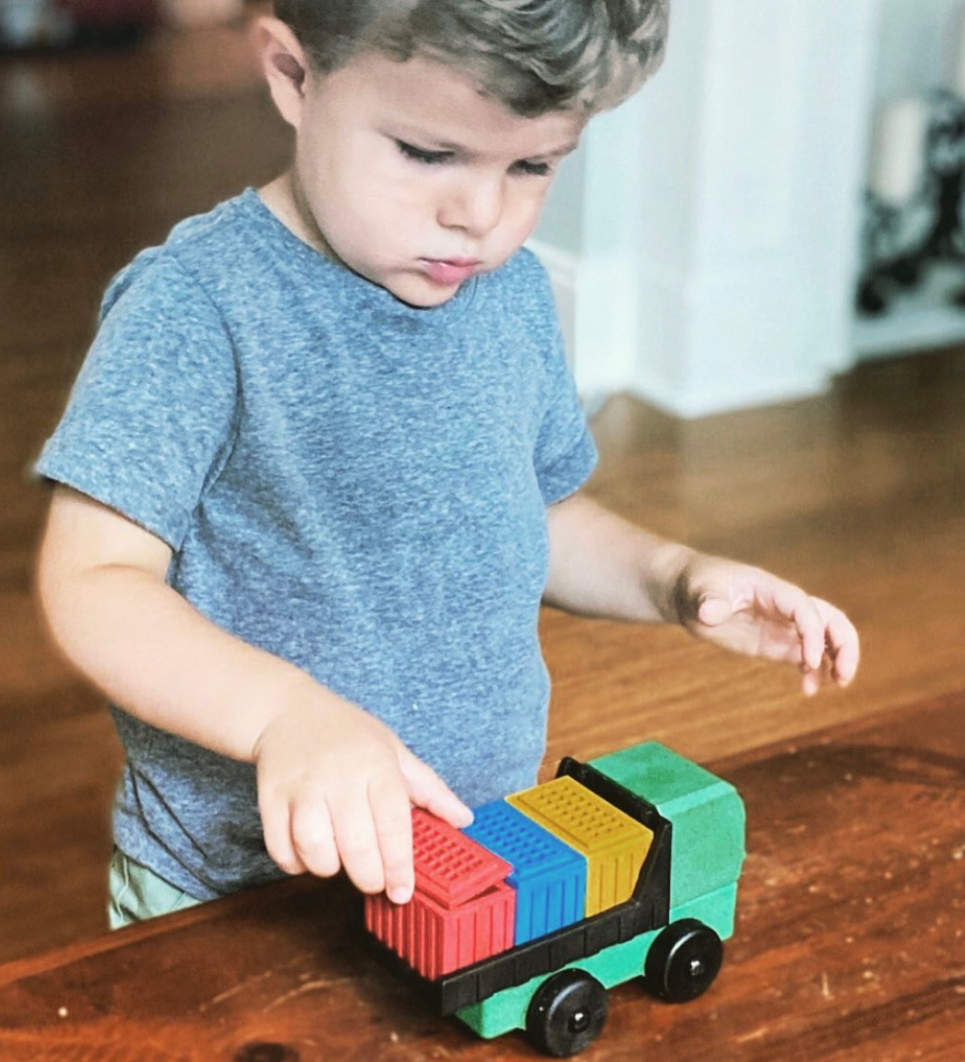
left=2, top=15, right=964, bottom=965
left=552, top=355, right=965, bottom=764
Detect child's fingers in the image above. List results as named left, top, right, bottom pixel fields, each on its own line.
left=832, top=635, right=861, bottom=686
left=368, top=773, right=415, bottom=904
left=770, top=581, right=826, bottom=672
left=260, top=795, right=308, bottom=876
left=801, top=665, right=822, bottom=697
left=290, top=796, right=341, bottom=879
left=397, top=746, right=473, bottom=828
left=328, top=789, right=385, bottom=895
left=814, top=598, right=861, bottom=685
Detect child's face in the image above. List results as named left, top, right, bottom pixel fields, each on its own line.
left=278, top=47, right=584, bottom=308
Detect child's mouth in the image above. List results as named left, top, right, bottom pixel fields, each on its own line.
left=420, top=258, right=481, bottom=285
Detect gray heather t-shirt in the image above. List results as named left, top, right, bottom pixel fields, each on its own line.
left=37, top=189, right=597, bottom=900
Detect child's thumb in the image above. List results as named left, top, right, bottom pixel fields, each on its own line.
left=697, top=596, right=733, bottom=627
left=397, top=746, right=474, bottom=828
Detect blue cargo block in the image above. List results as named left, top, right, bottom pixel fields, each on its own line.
left=464, top=799, right=587, bottom=944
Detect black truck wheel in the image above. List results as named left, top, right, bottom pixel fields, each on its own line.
left=525, top=969, right=608, bottom=1057
left=645, top=919, right=723, bottom=1002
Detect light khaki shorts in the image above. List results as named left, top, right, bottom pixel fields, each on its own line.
left=108, top=848, right=204, bottom=929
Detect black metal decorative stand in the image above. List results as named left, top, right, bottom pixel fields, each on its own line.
left=857, top=90, right=965, bottom=315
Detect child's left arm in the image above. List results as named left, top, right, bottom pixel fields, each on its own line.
left=543, top=493, right=859, bottom=696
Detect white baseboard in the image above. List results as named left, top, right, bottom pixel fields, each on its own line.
left=529, top=239, right=834, bottom=419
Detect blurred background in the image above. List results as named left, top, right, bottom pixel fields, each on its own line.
left=1, top=1, right=963, bottom=966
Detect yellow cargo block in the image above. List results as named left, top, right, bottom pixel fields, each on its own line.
left=508, top=776, right=653, bottom=916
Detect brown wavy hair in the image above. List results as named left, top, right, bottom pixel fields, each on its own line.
left=273, top=0, right=669, bottom=116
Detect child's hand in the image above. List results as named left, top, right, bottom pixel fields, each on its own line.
left=252, top=696, right=472, bottom=903
left=670, top=552, right=860, bottom=696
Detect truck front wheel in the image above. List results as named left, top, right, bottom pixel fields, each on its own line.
left=525, top=969, right=608, bottom=1057
left=645, top=919, right=723, bottom=1002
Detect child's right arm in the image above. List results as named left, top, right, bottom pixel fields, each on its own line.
left=36, top=486, right=471, bottom=904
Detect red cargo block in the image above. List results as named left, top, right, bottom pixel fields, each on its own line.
left=365, top=809, right=517, bottom=979
left=366, top=879, right=516, bottom=979
left=411, top=807, right=512, bottom=906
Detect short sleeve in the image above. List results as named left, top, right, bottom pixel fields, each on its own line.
left=527, top=259, right=598, bottom=505
left=35, top=251, right=239, bottom=550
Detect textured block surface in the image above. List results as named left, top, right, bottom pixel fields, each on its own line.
left=464, top=799, right=587, bottom=943
left=508, top=776, right=653, bottom=915
left=365, top=809, right=517, bottom=979
left=411, top=807, right=513, bottom=909
left=366, top=881, right=516, bottom=979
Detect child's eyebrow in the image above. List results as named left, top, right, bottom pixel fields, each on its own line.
left=388, top=125, right=580, bottom=162
left=539, top=141, right=581, bottom=161
left=443, top=139, right=581, bottom=162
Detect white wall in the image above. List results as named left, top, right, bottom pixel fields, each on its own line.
left=533, top=0, right=883, bottom=417
left=875, top=0, right=964, bottom=102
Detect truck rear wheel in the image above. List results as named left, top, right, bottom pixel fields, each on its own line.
left=645, top=919, right=723, bottom=1002
left=525, top=969, right=608, bottom=1057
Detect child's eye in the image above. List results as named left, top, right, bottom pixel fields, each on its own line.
left=395, top=140, right=453, bottom=165
left=512, top=159, right=553, bottom=177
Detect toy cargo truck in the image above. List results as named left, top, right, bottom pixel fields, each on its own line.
left=365, top=741, right=747, bottom=1057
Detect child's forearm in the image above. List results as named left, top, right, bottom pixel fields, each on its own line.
left=544, top=491, right=860, bottom=694
left=36, top=487, right=472, bottom=900
left=36, top=488, right=325, bottom=762
left=39, top=556, right=322, bottom=762
left=543, top=493, right=691, bottom=624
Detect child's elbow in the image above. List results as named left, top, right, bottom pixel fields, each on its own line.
left=34, top=485, right=173, bottom=672
left=34, top=513, right=84, bottom=662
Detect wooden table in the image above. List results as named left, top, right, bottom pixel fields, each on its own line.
left=1, top=693, right=962, bottom=1062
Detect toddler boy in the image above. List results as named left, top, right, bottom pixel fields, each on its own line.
left=35, top=0, right=858, bottom=926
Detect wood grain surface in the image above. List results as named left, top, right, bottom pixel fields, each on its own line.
left=0, top=691, right=961, bottom=1062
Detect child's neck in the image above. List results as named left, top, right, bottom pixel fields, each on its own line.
left=257, top=171, right=337, bottom=264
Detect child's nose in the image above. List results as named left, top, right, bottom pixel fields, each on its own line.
left=438, top=174, right=506, bottom=238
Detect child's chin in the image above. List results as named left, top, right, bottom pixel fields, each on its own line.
left=388, top=277, right=464, bottom=310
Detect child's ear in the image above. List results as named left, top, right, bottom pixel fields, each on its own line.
left=254, top=16, right=311, bottom=129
